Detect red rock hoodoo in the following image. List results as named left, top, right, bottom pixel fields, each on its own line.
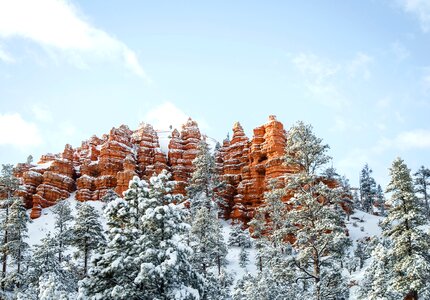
left=11, top=116, right=307, bottom=220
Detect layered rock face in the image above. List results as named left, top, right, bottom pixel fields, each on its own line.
left=218, top=115, right=295, bottom=223
left=12, top=119, right=204, bottom=218
left=12, top=116, right=301, bottom=220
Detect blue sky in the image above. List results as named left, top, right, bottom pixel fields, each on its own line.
left=1, top=0, right=430, bottom=188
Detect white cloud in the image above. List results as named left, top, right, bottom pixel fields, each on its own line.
left=0, top=0, right=149, bottom=80
left=399, top=0, right=430, bottom=32
left=347, top=52, right=373, bottom=80
left=143, top=101, right=209, bottom=133
left=143, top=102, right=191, bottom=131
left=376, top=129, right=430, bottom=152
left=31, top=105, right=53, bottom=122
left=0, top=113, right=43, bottom=147
left=0, top=43, right=14, bottom=63
left=291, top=52, right=374, bottom=109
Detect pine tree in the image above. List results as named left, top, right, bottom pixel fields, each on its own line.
left=228, top=222, right=251, bottom=249
left=190, top=207, right=227, bottom=277
left=359, top=243, right=399, bottom=300
left=187, top=138, right=224, bottom=214
left=239, top=247, right=249, bottom=269
left=101, top=189, right=118, bottom=204
left=24, top=233, right=78, bottom=297
left=72, top=203, right=105, bottom=277
left=380, top=158, right=430, bottom=299
left=52, top=200, right=74, bottom=264
left=354, top=239, right=368, bottom=269
left=2, top=198, right=30, bottom=289
left=38, top=272, right=76, bottom=300
left=375, top=184, right=386, bottom=216
left=284, top=121, right=349, bottom=300
left=414, top=165, right=430, bottom=218
left=0, top=164, right=20, bottom=291
left=79, top=177, right=149, bottom=299
left=134, top=170, right=203, bottom=299
left=359, top=164, right=377, bottom=213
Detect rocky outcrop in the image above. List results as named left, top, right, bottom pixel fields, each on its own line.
left=12, top=119, right=203, bottom=218
left=168, top=118, right=201, bottom=194
left=11, top=115, right=340, bottom=221
left=219, top=116, right=295, bottom=223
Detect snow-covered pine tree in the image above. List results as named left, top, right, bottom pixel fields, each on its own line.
left=0, top=164, right=20, bottom=291
left=2, top=198, right=30, bottom=290
left=359, top=243, right=399, bottom=300
left=134, top=170, right=203, bottom=300
left=72, top=203, right=105, bottom=277
left=380, top=158, right=430, bottom=299
left=52, top=200, right=74, bottom=264
left=414, top=165, right=430, bottom=218
left=354, top=239, right=368, bottom=269
left=228, top=222, right=251, bottom=249
left=101, top=189, right=118, bottom=204
left=359, top=164, right=377, bottom=214
left=78, top=177, right=150, bottom=299
left=190, top=207, right=227, bottom=276
left=38, top=272, right=76, bottom=300
left=239, top=247, right=249, bottom=269
left=353, top=189, right=361, bottom=210
left=375, top=184, right=386, bottom=216
left=284, top=121, right=349, bottom=300
left=24, top=233, right=78, bottom=298
left=186, top=138, right=224, bottom=214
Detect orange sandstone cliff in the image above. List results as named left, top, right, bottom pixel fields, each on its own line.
left=13, top=116, right=300, bottom=220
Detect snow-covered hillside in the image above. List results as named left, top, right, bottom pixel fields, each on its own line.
left=26, top=197, right=384, bottom=299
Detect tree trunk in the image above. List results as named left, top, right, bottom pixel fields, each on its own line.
left=314, top=250, right=321, bottom=300
left=84, top=241, right=88, bottom=276
left=1, top=204, right=9, bottom=291
left=404, top=290, right=418, bottom=300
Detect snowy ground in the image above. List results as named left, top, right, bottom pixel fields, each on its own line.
left=26, top=198, right=384, bottom=299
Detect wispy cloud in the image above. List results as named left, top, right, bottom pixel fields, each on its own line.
left=398, top=0, right=430, bottom=32
left=375, top=129, right=430, bottom=152
left=143, top=102, right=191, bottom=131
left=0, top=0, right=149, bottom=81
left=291, top=52, right=373, bottom=109
left=346, top=52, right=373, bottom=79
left=0, top=113, right=43, bottom=147
left=31, top=105, right=53, bottom=123
left=143, top=102, right=209, bottom=132
left=0, top=43, right=14, bottom=63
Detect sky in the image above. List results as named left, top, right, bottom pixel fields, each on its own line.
left=1, top=0, right=430, bottom=188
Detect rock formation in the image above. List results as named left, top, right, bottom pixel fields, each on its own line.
left=219, top=115, right=297, bottom=223
left=10, top=115, right=343, bottom=221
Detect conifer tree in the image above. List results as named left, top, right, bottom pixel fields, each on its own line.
left=0, top=164, right=20, bottom=291
left=23, top=233, right=78, bottom=298
left=101, top=189, right=118, bottom=204
left=187, top=138, right=224, bottom=214
left=380, top=158, right=430, bottom=299
left=134, top=170, right=203, bottom=299
left=284, top=121, right=349, bottom=300
left=228, top=222, right=251, bottom=249
left=79, top=177, right=150, bottom=299
left=414, top=165, right=430, bottom=218
left=359, top=164, right=377, bottom=213
left=354, top=239, right=370, bottom=270
left=72, top=203, right=105, bottom=276
left=2, top=198, right=30, bottom=289
left=375, top=184, right=386, bottom=216
left=52, top=200, right=74, bottom=264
